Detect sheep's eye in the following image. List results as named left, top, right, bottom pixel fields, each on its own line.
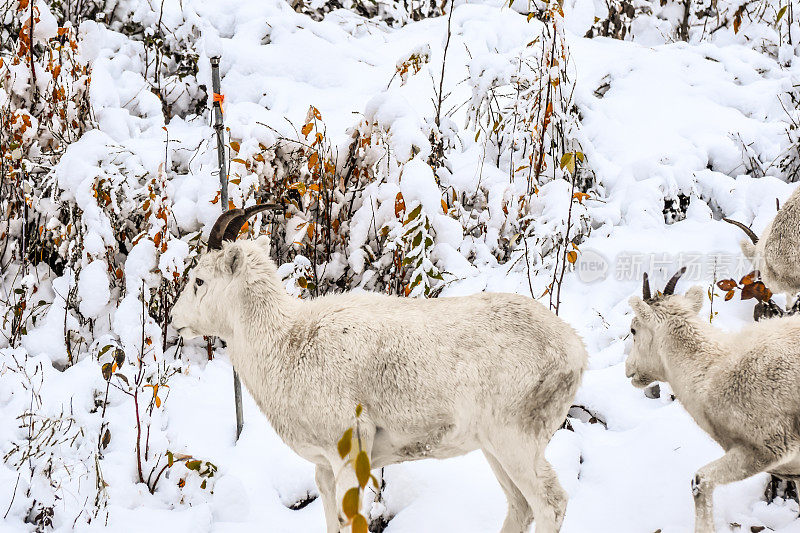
left=630, top=328, right=636, bottom=335
left=195, top=278, right=204, bottom=287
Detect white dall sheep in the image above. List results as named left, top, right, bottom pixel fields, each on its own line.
left=171, top=205, right=588, bottom=533
left=724, top=186, right=800, bottom=300
left=627, top=268, right=800, bottom=533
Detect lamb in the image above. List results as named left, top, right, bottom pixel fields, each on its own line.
left=170, top=205, right=588, bottom=533
left=626, top=267, right=800, bottom=533
left=724, top=186, right=800, bottom=300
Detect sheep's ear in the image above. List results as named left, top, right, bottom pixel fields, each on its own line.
left=255, top=234, right=271, bottom=255
left=629, top=296, right=654, bottom=321
left=224, top=246, right=244, bottom=275
left=685, top=285, right=705, bottom=313
left=740, top=240, right=757, bottom=258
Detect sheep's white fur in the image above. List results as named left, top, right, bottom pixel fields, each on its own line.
left=729, top=186, right=800, bottom=299
left=627, top=285, right=800, bottom=533
left=171, top=236, right=587, bottom=533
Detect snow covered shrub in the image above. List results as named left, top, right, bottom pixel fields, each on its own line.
left=223, top=105, right=377, bottom=296
left=462, top=1, right=594, bottom=310
left=291, top=0, right=445, bottom=26
left=779, top=87, right=800, bottom=182
left=584, top=0, right=800, bottom=57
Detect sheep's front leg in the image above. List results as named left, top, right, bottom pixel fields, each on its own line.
left=692, top=446, right=776, bottom=533
left=315, top=464, right=339, bottom=533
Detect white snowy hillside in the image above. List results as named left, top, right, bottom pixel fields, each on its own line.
left=1, top=0, right=800, bottom=530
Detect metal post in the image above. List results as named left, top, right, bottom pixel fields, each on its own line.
left=210, top=56, right=245, bottom=441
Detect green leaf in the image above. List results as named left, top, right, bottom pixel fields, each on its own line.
left=338, top=428, right=353, bottom=459
left=355, top=450, right=370, bottom=488
left=98, top=344, right=114, bottom=357
left=405, top=204, right=422, bottom=224
left=412, top=232, right=422, bottom=248
left=186, top=460, right=202, bottom=471
left=342, top=487, right=359, bottom=519
left=776, top=5, right=787, bottom=22
left=114, top=348, right=125, bottom=367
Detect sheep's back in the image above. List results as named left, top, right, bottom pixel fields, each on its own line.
left=296, top=291, right=586, bottom=434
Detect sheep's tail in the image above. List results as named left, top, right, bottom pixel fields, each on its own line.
left=723, top=218, right=758, bottom=244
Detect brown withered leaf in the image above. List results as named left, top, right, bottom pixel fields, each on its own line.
left=741, top=281, right=772, bottom=302
left=725, top=290, right=735, bottom=301
left=739, top=270, right=758, bottom=286
left=717, top=279, right=737, bottom=291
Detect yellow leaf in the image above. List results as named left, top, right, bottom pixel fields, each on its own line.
left=338, top=428, right=353, bottom=459
left=352, top=514, right=368, bottom=533
left=567, top=251, right=577, bottom=264
left=301, top=123, right=313, bottom=138
left=355, top=404, right=363, bottom=417
left=342, top=487, right=359, bottom=519
left=355, top=450, right=370, bottom=488
left=560, top=153, right=575, bottom=174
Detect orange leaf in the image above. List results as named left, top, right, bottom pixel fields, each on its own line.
left=230, top=141, right=240, bottom=153
left=567, top=251, right=577, bottom=264
left=395, top=192, right=406, bottom=217
left=441, top=199, right=448, bottom=213
left=301, top=123, right=313, bottom=138
left=308, top=152, right=319, bottom=171
left=573, top=192, right=590, bottom=204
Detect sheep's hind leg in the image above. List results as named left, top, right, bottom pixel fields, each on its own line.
left=315, top=463, right=339, bottom=533
left=483, top=449, right=533, bottom=533
left=692, top=446, right=777, bottom=533
left=489, top=434, right=567, bottom=533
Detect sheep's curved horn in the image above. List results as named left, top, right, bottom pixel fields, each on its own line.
left=723, top=218, right=758, bottom=244
left=221, top=203, right=281, bottom=242
left=642, top=272, right=651, bottom=301
left=207, top=203, right=281, bottom=250
left=663, top=267, right=687, bottom=296
left=208, top=210, right=243, bottom=250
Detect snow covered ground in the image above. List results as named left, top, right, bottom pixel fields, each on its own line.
left=2, top=0, right=800, bottom=531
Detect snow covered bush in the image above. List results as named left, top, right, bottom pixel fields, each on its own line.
left=582, top=0, right=800, bottom=60
left=291, top=0, right=445, bottom=26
